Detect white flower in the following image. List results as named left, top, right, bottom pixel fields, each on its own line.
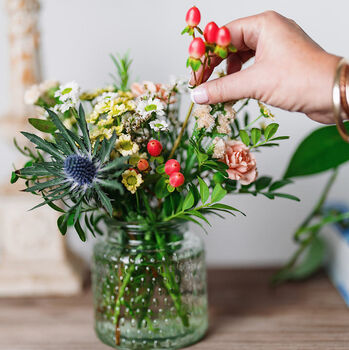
left=92, top=92, right=119, bottom=105
left=24, top=84, right=41, bottom=105
left=136, top=97, right=165, bottom=118
left=149, top=118, right=169, bottom=132
left=212, top=137, right=226, bottom=159
left=55, top=81, right=80, bottom=103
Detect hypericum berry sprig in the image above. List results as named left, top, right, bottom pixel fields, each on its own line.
left=183, top=6, right=237, bottom=83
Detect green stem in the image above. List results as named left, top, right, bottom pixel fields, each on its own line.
left=154, top=229, right=189, bottom=327
left=294, top=168, right=338, bottom=242
left=236, top=98, right=250, bottom=114
left=244, top=114, right=263, bottom=130
left=169, top=102, right=194, bottom=159
left=272, top=168, right=339, bottom=285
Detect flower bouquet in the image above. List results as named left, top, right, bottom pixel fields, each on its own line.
left=12, top=6, right=298, bottom=349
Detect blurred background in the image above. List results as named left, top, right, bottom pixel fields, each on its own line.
left=0, top=0, right=349, bottom=267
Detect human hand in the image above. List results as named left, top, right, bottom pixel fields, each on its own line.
left=190, top=11, right=340, bottom=124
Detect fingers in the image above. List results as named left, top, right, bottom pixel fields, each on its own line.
left=191, top=65, right=259, bottom=104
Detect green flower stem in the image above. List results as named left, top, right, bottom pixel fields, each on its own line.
left=244, top=114, right=263, bottom=130
left=294, top=168, right=338, bottom=242
left=113, top=260, right=136, bottom=345
left=169, top=102, right=194, bottom=159
left=154, top=229, right=189, bottom=328
left=163, top=201, right=214, bottom=222
left=235, top=98, right=250, bottom=114
left=272, top=168, right=339, bottom=285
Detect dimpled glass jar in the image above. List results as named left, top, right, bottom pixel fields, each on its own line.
left=92, top=221, right=208, bottom=349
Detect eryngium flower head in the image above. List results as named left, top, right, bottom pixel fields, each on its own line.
left=17, top=105, right=128, bottom=241
left=64, top=154, right=97, bottom=188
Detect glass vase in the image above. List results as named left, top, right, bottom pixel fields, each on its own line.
left=91, top=221, right=208, bottom=349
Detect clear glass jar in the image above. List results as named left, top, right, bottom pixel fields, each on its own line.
left=91, top=221, right=208, bottom=349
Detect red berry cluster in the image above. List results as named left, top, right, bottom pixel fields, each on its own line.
left=165, top=159, right=184, bottom=188
left=146, top=140, right=185, bottom=189
left=182, top=6, right=237, bottom=84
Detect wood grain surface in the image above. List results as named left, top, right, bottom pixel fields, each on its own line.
left=1, top=269, right=348, bottom=350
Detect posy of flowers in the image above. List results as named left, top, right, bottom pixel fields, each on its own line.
left=13, top=6, right=298, bottom=239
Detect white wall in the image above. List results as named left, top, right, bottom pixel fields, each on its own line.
left=1, top=0, right=349, bottom=266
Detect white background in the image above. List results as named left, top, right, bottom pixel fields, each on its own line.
left=0, top=0, right=348, bottom=266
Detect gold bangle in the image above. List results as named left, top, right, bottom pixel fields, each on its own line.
left=340, top=64, right=349, bottom=116
left=333, top=57, right=349, bottom=142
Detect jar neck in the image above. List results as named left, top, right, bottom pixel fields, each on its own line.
left=106, top=220, right=186, bottom=247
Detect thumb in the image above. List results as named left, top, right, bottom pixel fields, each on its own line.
left=190, top=66, right=260, bottom=104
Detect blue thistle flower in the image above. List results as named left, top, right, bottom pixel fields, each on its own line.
left=64, top=154, right=97, bottom=189
left=17, top=105, right=128, bottom=241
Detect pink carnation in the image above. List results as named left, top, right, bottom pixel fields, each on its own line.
left=222, top=140, right=257, bottom=185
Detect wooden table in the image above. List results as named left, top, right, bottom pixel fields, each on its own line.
left=1, top=269, right=348, bottom=350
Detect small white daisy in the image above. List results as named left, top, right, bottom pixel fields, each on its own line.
left=136, top=97, right=165, bottom=118
left=149, top=118, right=169, bottom=132
left=54, top=81, right=80, bottom=103
left=92, top=92, right=119, bottom=105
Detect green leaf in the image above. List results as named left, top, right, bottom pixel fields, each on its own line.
left=269, top=179, right=292, bottom=192
left=98, top=179, right=124, bottom=194
left=239, top=129, right=250, bottom=146
left=74, top=219, right=86, bottom=242
left=57, top=214, right=67, bottom=235
left=29, top=118, right=57, bottom=133
left=209, top=203, right=245, bottom=216
left=251, top=128, right=261, bottom=145
left=211, top=183, right=227, bottom=203
left=155, top=177, right=169, bottom=199
left=284, top=124, right=349, bottom=178
left=273, top=193, right=300, bottom=201
left=186, top=210, right=211, bottom=226
left=197, top=177, right=209, bottom=203
left=167, top=184, right=175, bottom=192
left=10, top=171, right=18, bottom=184
left=273, top=237, right=325, bottom=284
left=255, top=176, right=272, bottom=191
left=21, top=131, right=64, bottom=160
left=77, top=104, right=91, bottom=153
left=95, top=185, right=113, bottom=216
left=182, top=191, right=195, bottom=211
left=156, top=164, right=165, bottom=174
left=46, top=108, right=79, bottom=154
left=264, top=123, right=279, bottom=141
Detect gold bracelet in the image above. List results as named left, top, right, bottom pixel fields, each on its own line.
left=340, top=64, right=349, bottom=116
left=333, top=57, right=349, bottom=142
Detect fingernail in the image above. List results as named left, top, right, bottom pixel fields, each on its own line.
left=190, top=86, right=209, bottom=104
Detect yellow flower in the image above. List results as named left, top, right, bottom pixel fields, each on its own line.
left=90, top=125, right=124, bottom=142
left=115, top=134, right=139, bottom=156
left=122, top=169, right=143, bottom=194
left=258, top=102, right=275, bottom=119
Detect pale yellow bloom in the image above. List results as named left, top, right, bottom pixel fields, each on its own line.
left=217, top=114, right=231, bottom=134
left=122, top=169, right=143, bottom=194
left=212, top=137, right=226, bottom=159
left=258, top=102, right=275, bottom=119
left=115, top=134, right=139, bottom=156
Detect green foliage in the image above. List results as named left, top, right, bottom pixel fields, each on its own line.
left=110, top=52, right=132, bottom=91
left=284, top=124, right=349, bottom=178
left=29, top=118, right=57, bottom=134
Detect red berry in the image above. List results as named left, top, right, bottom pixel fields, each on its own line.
left=137, top=159, right=149, bottom=171
left=147, top=139, right=163, bottom=157
left=188, top=38, right=205, bottom=59
left=216, top=26, right=231, bottom=47
left=169, top=172, right=185, bottom=188
left=165, top=159, right=181, bottom=175
left=204, top=21, right=219, bottom=44
left=185, top=6, right=201, bottom=27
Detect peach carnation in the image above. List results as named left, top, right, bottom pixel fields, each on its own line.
left=222, top=140, right=257, bottom=185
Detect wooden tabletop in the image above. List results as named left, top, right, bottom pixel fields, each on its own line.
left=1, top=269, right=348, bottom=350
